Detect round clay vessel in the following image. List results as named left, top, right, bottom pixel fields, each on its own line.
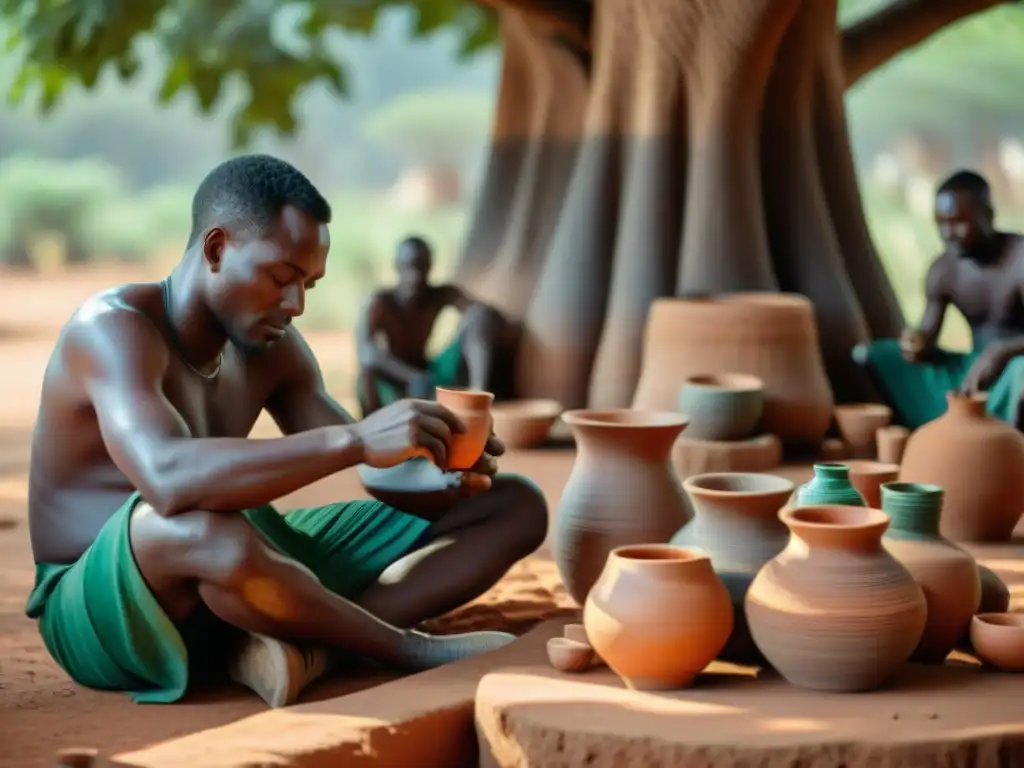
left=841, top=460, right=900, bottom=508
left=583, top=545, right=733, bottom=690
left=881, top=482, right=981, bottom=664
left=745, top=505, right=927, bottom=692
left=978, top=565, right=1011, bottom=614
left=671, top=433, right=782, bottom=480
left=490, top=398, right=562, bottom=449
left=435, top=387, right=494, bottom=470
left=673, top=472, right=795, bottom=663
left=795, top=463, right=866, bottom=507
left=677, top=373, right=764, bottom=441
left=556, top=410, right=691, bottom=604
left=632, top=294, right=834, bottom=448
left=899, top=392, right=1024, bottom=542
left=877, top=425, right=910, bottom=465
left=834, top=403, right=892, bottom=458
left=970, top=613, right=1024, bottom=671
left=546, top=637, right=595, bottom=673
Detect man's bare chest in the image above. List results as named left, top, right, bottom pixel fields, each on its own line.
left=163, top=369, right=269, bottom=438
left=950, top=261, right=1024, bottom=323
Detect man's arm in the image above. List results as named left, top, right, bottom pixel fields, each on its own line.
left=355, top=292, right=428, bottom=384
left=917, top=258, right=952, bottom=348
left=70, top=305, right=364, bottom=516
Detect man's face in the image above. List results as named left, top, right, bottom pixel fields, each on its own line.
left=205, top=205, right=329, bottom=353
left=935, top=190, right=994, bottom=256
left=395, top=241, right=431, bottom=297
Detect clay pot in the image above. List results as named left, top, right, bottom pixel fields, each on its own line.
left=490, top=398, right=562, bottom=449
left=677, top=373, right=764, bottom=441
left=583, top=545, right=733, bottom=690
left=671, top=433, right=782, bottom=480
left=795, top=463, right=866, bottom=507
left=978, top=565, right=1011, bottom=614
left=970, top=613, right=1024, bottom=671
left=546, top=637, right=595, bottom=673
left=632, top=294, right=834, bottom=448
left=673, top=472, right=795, bottom=663
left=435, top=387, right=494, bottom=470
left=556, top=410, right=691, bottom=604
left=834, top=403, right=892, bottom=458
left=881, top=482, right=981, bottom=664
left=841, top=460, right=900, bottom=508
left=746, top=505, right=927, bottom=692
left=899, top=392, right=1024, bottom=542
left=877, top=425, right=910, bottom=465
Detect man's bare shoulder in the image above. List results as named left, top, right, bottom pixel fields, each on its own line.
left=57, top=283, right=168, bottom=368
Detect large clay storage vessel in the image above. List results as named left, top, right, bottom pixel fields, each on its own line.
left=746, top=505, right=926, bottom=692
left=672, top=472, right=795, bottom=663
left=880, top=482, right=980, bottom=663
left=632, top=294, right=833, bottom=447
left=584, top=545, right=733, bottom=690
left=899, top=392, right=1024, bottom=542
left=795, top=463, right=866, bottom=507
left=556, top=410, right=691, bottom=604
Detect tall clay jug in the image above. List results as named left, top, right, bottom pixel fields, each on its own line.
left=556, top=410, right=690, bottom=604
left=880, top=482, right=981, bottom=663
left=745, top=505, right=926, bottom=692
left=899, top=392, right=1024, bottom=542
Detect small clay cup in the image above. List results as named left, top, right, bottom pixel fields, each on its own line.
left=677, top=373, right=764, bottom=441
left=841, top=460, right=900, bottom=509
left=436, top=387, right=494, bottom=470
left=877, top=425, right=910, bottom=465
left=970, top=613, right=1024, bottom=671
left=491, top=398, right=562, bottom=449
left=546, top=637, right=595, bottom=673
left=834, top=403, right=893, bottom=458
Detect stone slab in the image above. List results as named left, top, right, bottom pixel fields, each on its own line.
left=112, top=622, right=563, bottom=768
left=476, top=622, right=1024, bottom=768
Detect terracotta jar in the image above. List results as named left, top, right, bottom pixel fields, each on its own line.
left=795, top=463, right=866, bottom=507
left=673, top=472, right=795, bottom=663
left=556, top=410, right=691, bottom=604
left=881, top=482, right=981, bottom=663
left=900, top=392, right=1024, bottom=542
left=631, top=294, right=833, bottom=448
left=842, top=460, right=900, bottom=508
left=745, top=505, right=926, bottom=691
left=583, top=545, right=733, bottom=690
left=834, top=403, right=892, bottom=458
left=435, top=387, right=494, bottom=470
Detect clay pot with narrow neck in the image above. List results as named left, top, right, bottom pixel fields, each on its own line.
left=881, top=482, right=981, bottom=663
left=435, top=387, right=494, bottom=470
left=746, top=505, right=926, bottom=692
left=899, top=392, right=1024, bottom=542
left=672, top=472, right=795, bottom=663
left=583, top=545, right=733, bottom=690
left=795, top=463, right=866, bottom=507
left=556, top=410, right=691, bottom=604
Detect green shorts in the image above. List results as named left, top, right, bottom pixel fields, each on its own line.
left=24, top=493, right=431, bottom=704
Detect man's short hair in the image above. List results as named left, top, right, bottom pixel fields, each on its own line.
left=937, top=169, right=992, bottom=208
left=187, top=154, right=332, bottom=247
left=398, top=235, right=430, bottom=254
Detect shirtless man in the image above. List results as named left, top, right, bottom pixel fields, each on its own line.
left=25, top=155, right=548, bottom=708
left=355, top=237, right=512, bottom=415
left=854, top=169, right=1024, bottom=428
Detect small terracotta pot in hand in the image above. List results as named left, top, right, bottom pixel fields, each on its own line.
left=435, top=387, right=495, bottom=470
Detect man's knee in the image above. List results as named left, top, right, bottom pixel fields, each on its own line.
left=491, top=474, right=548, bottom=555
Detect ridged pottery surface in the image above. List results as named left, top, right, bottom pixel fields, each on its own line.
left=584, top=545, right=733, bottom=690
left=745, top=505, right=927, bottom=692
left=435, top=387, right=494, bottom=470
left=842, top=460, right=900, bottom=508
left=881, top=483, right=981, bottom=663
left=631, top=294, right=834, bottom=447
left=795, top=463, right=867, bottom=507
left=900, top=392, right=1024, bottom=542
left=555, top=410, right=691, bottom=605
left=677, top=373, right=764, bottom=441
left=672, top=472, right=795, bottom=663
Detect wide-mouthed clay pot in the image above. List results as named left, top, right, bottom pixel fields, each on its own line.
left=584, top=545, right=733, bottom=690
left=841, top=460, right=900, bottom=508
left=899, top=392, right=1024, bottom=542
left=746, top=505, right=927, bottom=691
left=490, top=398, right=563, bottom=449
left=969, top=613, right=1024, bottom=671
left=795, top=463, right=866, bottom=507
left=677, top=373, right=764, bottom=441
left=435, top=387, right=494, bottom=470
left=555, top=409, right=691, bottom=604
left=876, top=425, right=910, bottom=465
left=881, top=482, right=981, bottom=663
left=834, top=403, right=892, bottom=458
left=673, top=472, right=795, bottom=664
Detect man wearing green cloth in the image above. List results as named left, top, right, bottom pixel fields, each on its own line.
left=25, top=155, right=548, bottom=710
left=855, top=170, right=1024, bottom=429
left=355, top=236, right=513, bottom=416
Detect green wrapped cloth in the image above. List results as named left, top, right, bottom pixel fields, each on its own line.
left=359, top=336, right=464, bottom=409
left=861, top=338, right=1024, bottom=428
left=25, top=492, right=430, bottom=703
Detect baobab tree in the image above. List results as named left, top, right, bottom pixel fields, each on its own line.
left=7, top=0, right=1021, bottom=408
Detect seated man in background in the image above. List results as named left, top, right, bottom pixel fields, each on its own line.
left=356, top=236, right=515, bottom=416
left=853, top=169, right=1024, bottom=429
left=25, top=155, right=548, bottom=709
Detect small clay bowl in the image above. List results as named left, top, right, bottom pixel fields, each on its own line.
left=841, top=460, right=900, bottom=508
left=491, top=398, right=563, bottom=449
left=547, top=637, right=595, bottom=673
left=834, top=404, right=892, bottom=458
left=970, top=612, right=1024, bottom=671
left=677, top=373, right=764, bottom=441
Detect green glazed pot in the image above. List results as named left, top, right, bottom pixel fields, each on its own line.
left=795, top=463, right=866, bottom=507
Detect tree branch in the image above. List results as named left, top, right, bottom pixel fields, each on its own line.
left=474, top=0, right=591, bottom=50
left=842, top=0, right=1008, bottom=89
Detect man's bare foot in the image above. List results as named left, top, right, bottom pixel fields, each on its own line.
left=228, top=633, right=331, bottom=708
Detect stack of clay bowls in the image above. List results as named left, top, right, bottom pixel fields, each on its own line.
left=672, top=373, right=783, bottom=480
